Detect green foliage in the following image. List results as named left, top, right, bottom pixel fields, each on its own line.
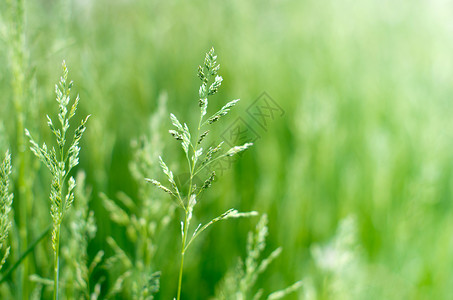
left=2, top=1, right=453, bottom=299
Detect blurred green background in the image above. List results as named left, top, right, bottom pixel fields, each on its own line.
left=2, top=0, right=453, bottom=299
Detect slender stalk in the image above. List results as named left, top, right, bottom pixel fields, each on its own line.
left=6, top=0, right=31, bottom=298
left=177, top=212, right=190, bottom=300
left=53, top=131, right=65, bottom=300
left=53, top=224, right=61, bottom=300
left=176, top=252, right=184, bottom=300
left=25, top=62, right=88, bottom=300
left=176, top=116, right=201, bottom=299
left=153, top=48, right=252, bottom=300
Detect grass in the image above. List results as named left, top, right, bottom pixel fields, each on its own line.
left=215, top=214, right=303, bottom=300
left=1, top=0, right=453, bottom=299
left=146, top=47, right=257, bottom=300
left=25, top=61, right=90, bottom=299
left=0, top=150, right=13, bottom=272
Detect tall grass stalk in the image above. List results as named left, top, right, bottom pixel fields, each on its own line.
left=25, top=61, right=89, bottom=300
left=147, top=48, right=256, bottom=300
left=5, top=0, right=31, bottom=297
left=0, top=150, right=13, bottom=272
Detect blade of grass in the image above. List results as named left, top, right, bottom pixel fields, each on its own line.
left=0, top=225, right=51, bottom=284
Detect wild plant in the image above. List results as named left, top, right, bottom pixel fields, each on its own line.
left=25, top=61, right=90, bottom=300
left=146, top=47, right=256, bottom=300
left=102, top=93, right=170, bottom=299
left=61, top=171, right=102, bottom=300
left=0, top=150, right=13, bottom=272
left=215, top=214, right=302, bottom=300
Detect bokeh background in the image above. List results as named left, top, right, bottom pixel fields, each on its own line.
left=2, top=0, right=453, bottom=299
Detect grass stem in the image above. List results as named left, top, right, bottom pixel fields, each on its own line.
left=53, top=224, right=61, bottom=300
left=177, top=212, right=190, bottom=300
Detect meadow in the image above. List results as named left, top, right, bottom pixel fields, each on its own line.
left=1, top=0, right=453, bottom=299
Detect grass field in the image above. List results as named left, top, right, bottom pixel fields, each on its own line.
left=1, top=0, right=453, bottom=299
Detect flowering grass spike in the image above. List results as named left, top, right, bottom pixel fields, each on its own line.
left=146, top=47, right=256, bottom=300
left=25, top=61, right=90, bottom=300
left=0, top=150, right=13, bottom=271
